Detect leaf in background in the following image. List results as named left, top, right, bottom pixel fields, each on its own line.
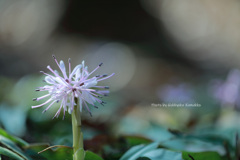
left=167, top=127, right=240, bottom=159
left=123, top=135, right=152, bottom=147
left=142, top=149, right=182, bottom=160
left=170, top=127, right=236, bottom=150
left=84, top=134, right=133, bottom=160
left=85, top=150, right=103, bottom=160
left=25, top=143, right=73, bottom=160
left=84, top=135, right=117, bottom=153
left=115, top=117, right=175, bottom=143
left=120, top=142, right=159, bottom=160
left=120, top=144, right=145, bottom=160
left=136, top=157, right=151, bottom=160
left=0, top=135, right=30, bottom=160
left=0, top=105, right=27, bottom=137
left=0, top=146, right=24, bottom=160
left=194, top=128, right=237, bottom=150
left=0, top=128, right=28, bottom=147
left=182, top=151, right=224, bottom=160
left=8, top=75, right=44, bottom=108
left=160, top=138, right=225, bottom=155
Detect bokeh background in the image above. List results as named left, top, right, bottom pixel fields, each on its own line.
left=0, top=0, right=240, bottom=155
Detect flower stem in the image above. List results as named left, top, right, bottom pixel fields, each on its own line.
left=72, top=103, right=85, bottom=160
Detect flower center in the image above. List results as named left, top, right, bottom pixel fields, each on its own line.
left=72, top=88, right=77, bottom=92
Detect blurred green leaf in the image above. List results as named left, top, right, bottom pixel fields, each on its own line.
left=0, top=128, right=28, bottom=147
left=123, top=135, right=152, bottom=147
left=182, top=151, right=224, bottom=160
left=85, top=150, right=103, bottom=160
left=0, top=146, right=24, bottom=160
left=0, top=135, right=30, bottom=160
left=142, top=149, right=182, bottom=160
left=120, top=142, right=159, bottom=160
left=119, top=144, right=144, bottom=160
left=25, top=143, right=72, bottom=160
left=136, top=157, right=151, bottom=160
left=160, top=138, right=225, bottom=155
left=0, top=106, right=27, bottom=137
left=170, top=128, right=235, bottom=150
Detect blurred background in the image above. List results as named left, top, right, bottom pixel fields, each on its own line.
left=0, top=0, right=240, bottom=154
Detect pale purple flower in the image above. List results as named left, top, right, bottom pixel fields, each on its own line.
left=210, top=69, right=240, bottom=108
left=32, top=55, right=114, bottom=118
left=157, top=83, right=195, bottom=104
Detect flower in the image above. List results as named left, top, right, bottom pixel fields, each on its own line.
left=157, top=83, right=195, bottom=104
left=210, top=69, right=240, bottom=108
left=32, top=55, right=114, bottom=118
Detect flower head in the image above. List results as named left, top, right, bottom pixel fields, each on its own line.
left=32, top=55, right=114, bottom=118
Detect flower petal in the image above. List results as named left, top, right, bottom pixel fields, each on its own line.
left=75, top=68, right=81, bottom=80
left=45, top=76, right=56, bottom=84
left=32, top=98, right=52, bottom=108
left=82, top=90, right=96, bottom=104
left=84, top=78, right=98, bottom=88
left=70, top=64, right=82, bottom=79
left=60, top=60, right=67, bottom=76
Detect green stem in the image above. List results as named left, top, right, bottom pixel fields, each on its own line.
left=72, top=103, right=85, bottom=160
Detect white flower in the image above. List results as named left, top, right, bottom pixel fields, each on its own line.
left=32, top=55, right=114, bottom=118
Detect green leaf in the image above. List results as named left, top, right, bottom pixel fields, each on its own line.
left=120, top=142, right=159, bottom=160
left=85, top=150, right=104, bottom=160
left=142, top=149, right=182, bottom=160
left=136, top=157, right=151, bottom=160
left=0, top=106, right=27, bottom=137
left=160, top=138, right=225, bottom=155
left=25, top=143, right=73, bottom=160
left=0, top=146, right=24, bottom=160
left=0, top=135, right=30, bottom=160
left=182, top=151, right=223, bottom=160
left=73, top=148, right=85, bottom=160
left=120, top=145, right=145, bottom=160
left=0, top=128, right=28, bottom=147
left=123, top=135, right=152, bottom=147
